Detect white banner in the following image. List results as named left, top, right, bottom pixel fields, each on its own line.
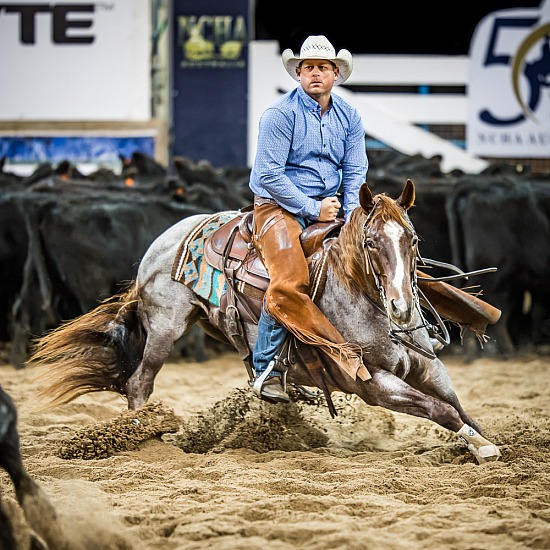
left=0, top=0, right=151, bottom=121
left=467, top=0, right=550, bottom=158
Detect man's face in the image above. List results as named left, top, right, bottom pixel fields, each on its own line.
left=296, top=59, right=339, bottom=96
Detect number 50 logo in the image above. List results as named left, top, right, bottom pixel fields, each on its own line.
left=467, top=1, right=550, bottom=158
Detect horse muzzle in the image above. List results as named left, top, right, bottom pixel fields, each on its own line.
left=388, top=297, right=414, bottom=325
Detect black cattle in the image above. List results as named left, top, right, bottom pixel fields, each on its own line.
left=366, top=149, right=463, bottom=267
left=368, top=176, right=457, bottom=264
left=1, top=152, right=256, bottom=368
left=173, top=155, right=253, bottom=211
left=369, top=150, right=447, bottom=180
left=517, top=183, right=550, bottom=348
left=0, top=385, right=68, bottom=549
left=409, top=180, right=457, bottom=266
left=0, top=193, right=28, bottom=343
left=119, top=151, right=169, bottom=191
left=8, top=189, right=206, bottom=367
left=120, top=151, right=166, bottom=178
left=446, top=178, right=550, bottom=356
left=0, top=158, right=25, bottom=193
left=3, top=149, right=549, bottom=367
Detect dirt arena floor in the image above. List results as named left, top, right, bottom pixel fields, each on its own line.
left=1, top=350, right=549, bottom=549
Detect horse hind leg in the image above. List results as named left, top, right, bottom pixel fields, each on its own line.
left=125, top=334, right=175, bottom=409
left=124, top=286, right=201, bottom=410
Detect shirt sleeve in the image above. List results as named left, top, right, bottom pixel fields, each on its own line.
left=254, top=107, right=321, bottom=220
left=340, top=108, right=369, bottom=221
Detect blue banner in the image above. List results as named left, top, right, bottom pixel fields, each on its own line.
left=0, top=136, right=155, bottom=166
left=171, top=0, right=249, bottom=168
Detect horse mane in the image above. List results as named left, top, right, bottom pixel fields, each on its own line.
left=328, top=194, right=413, bottom=295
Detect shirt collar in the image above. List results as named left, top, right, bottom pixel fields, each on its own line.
left=297, top=86, right=332, bottom=112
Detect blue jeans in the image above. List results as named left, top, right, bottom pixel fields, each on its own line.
left=253, top=307, right=288, bottom=376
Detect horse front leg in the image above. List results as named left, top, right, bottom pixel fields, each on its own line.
left=456, top=424, right=501, bottom=464
left=406, top=357, right=482, bottom=432
left=405, top=358, right=501, bottom=462
left=357, top=368, right=501, bottom=464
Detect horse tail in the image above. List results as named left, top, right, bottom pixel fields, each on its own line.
left=29, top=283, right=146, bottom=408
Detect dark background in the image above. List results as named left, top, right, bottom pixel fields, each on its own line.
left=254, top=0, right=542, bottom=54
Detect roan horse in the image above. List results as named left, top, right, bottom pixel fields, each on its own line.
left=29, top=180, right=502, bottom=464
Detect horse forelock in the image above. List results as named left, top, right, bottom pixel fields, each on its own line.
left=370, top=194, right=412, bottom=229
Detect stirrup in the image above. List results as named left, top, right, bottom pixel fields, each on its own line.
left=252, top=359, right=287, bottom=394
left=252, top=360, right=289, bottom=402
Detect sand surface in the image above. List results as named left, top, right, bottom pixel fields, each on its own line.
left=1, top=351, right=549, bottom=549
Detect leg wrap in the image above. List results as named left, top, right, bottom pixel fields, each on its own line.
left=458, top=424, right=501, bottom=464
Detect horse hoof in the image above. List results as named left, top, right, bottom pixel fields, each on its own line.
left=470, top=443, right=501, bottom=464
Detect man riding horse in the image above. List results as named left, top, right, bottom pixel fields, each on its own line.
left=28, top=36, right=504, bottom=466
left=248, top=35, right=370, bottom=402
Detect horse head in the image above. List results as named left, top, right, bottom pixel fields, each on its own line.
left=359, top=179, right=418, bottom=327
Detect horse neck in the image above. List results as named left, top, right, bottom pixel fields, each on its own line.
left=325, top=229, right=384, bottom=307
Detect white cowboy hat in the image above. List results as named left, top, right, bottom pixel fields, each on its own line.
left=281, top=35, right=353, bottom=85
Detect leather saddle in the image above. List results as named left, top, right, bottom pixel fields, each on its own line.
left=203, top=210, right=344, bottom=323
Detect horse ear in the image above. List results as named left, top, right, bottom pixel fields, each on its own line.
left=359, top=182, right=375, bottom=212
left=397, top=179, right=415, bottom=211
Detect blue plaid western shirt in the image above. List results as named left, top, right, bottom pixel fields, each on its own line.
left=249, top=86, right=368, bottom=221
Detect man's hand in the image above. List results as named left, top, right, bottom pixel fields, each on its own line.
left=318, top=196, right=341, bottom=222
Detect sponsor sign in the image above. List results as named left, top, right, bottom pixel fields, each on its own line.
left=0, top=136, right=155, bottom=170
left=171, top=0, right=248, bottom=167
left=0, top=0, right=151, bottom=120
left=467, top=0, right=550, bottom=157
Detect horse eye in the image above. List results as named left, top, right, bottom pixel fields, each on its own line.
left=366, top=239, right=376, bottom=249
left=412, top=236, right=418, bottom=247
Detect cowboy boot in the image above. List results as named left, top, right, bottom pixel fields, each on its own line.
left=252, top=358, right=290, bottom=403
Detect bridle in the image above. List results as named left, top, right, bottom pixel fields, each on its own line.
left=313, top=197, right=498, bottom=360
left=362, top=200, right=451, bottom=360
